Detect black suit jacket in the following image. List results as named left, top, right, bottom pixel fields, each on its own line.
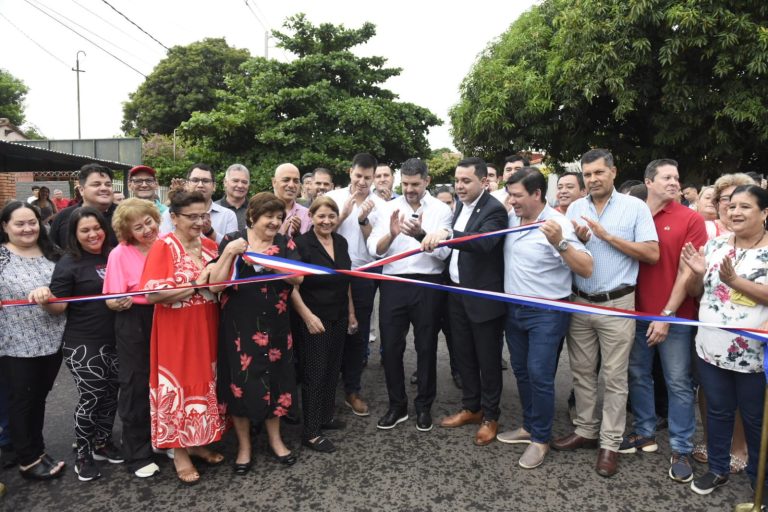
left=294, top=228, right=352, bottom=321
left=448, top=192, right=507, bottom=323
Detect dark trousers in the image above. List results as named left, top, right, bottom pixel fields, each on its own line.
left=343, top=276, right=375, bottom=395
left=448, top=294, right=504, bottom=420
left=299, top=318, right=347, bottom=440
left=63, top=342, right=119, bottom=457
left=379, top=275, right=444, bottom=413
left=0, top=351, right=62, bottom=466
left=439, top=301, right=458, bottom=375
left=0, top=377, right=10, bottom=447
left=697, top=357, right=765, bottom=483
left=116, top=305, right=154, bottom=468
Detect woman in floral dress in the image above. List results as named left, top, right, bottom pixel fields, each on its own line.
left=141, top=191, right=226, bottom=485
left=682, top=184, right=768, bottom=497
left=209, top=192, right=303, bottom=475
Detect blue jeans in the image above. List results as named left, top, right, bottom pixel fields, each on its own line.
left=505, top=304, right=571, bottom=443
left=628, top=321, right=695, bottom=454
left=697, top=357, right=765, bottom=482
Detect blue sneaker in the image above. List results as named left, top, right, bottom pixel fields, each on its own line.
left=669, top=452, right=694, bottom=483
left=618, top=433, right=658, bottom=454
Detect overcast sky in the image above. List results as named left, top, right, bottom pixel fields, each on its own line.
left=1, top=0, right=537, bottom=151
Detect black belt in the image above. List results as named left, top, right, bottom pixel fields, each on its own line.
left=572, top=285, right=635, bottom=303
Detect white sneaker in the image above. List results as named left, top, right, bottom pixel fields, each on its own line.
left=134, top=462, right=160, bottom=478
left=152, top=447, right=174, bottom=460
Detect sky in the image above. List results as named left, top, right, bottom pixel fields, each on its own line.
left=0, top=0, right=538, bottom=151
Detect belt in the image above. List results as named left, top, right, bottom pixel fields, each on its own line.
left=572, top=285, right=635, bottom=303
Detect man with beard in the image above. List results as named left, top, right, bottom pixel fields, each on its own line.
left=312, top=168, right=334, bottom=197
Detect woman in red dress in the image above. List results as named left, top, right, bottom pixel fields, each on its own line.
left=140, top=191, right=225, bottom=485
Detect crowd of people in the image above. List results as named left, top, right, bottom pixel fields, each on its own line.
left=0, top=150, right=766, bottom=502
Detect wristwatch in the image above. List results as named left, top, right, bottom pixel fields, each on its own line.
left=660, top=309, right=675, bottom=317
left=358, top=217, right=369, bottom=226
left=556, top=239, right=569, bottom=252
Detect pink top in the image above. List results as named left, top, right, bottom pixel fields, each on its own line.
left=103, top=242, right=151, bottom=305
left=287, top=201, right=312, bottom=235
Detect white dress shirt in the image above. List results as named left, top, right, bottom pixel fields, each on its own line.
left=367, top=192, right=452, bottom=275
left=325, top=187, right=387, bottom=268
left=159, top=201, right=238, bottom=243
left=491, top=188, right=508, bottom=203
left=448, top=192, right=484, bottom=283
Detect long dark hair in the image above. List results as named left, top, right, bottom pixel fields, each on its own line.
left=0, top=201, right=60, bottom=261
left=66, top=207, right=113, bottom=260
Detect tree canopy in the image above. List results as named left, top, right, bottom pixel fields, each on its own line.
left=0, top=69, right=29, bottom=127
left=450, top=0, right=768, bottom=180
left=180, top=14, right=441, bottom=190
left=121, top=38, right=251, bottom=135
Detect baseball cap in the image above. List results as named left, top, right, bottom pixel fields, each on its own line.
left=128, top=165, right=157, bottom=177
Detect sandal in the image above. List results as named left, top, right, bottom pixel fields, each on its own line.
left=692, top=443, right=708, bottom=464
left=189, top=448, right=225, bottom=466
left=730, top=454, right=747, bottom=474
left=19, top=455, right=65, bottom=481
left=176, top=466, right=200, bottom=486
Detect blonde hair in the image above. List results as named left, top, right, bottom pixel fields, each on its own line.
left=309, top=195, right=339, bottom=216
left=112, top=197, right=160, bottom=243
left=713, top=173, right=755, bottom=202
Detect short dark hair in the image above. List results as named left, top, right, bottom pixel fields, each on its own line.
left=644, top=158, right=678, bottom=181
left=628, top=184, right=648, bottom=201
left=66, top=206, right=112, bottom=259
left=31, top=185, right=40, bottom=191
left=351, top=153, right=378, bottom=170
left=312, top=167, right=333, bottom=180
left=732, top=184, right=768, bottom=211
left=0, top=201, right=60, bottom=261
left=745, top=172, right=762, bottom=183
left=78, top=163, right=114, bottom=186
left=507, top=167, right=547, bottom=203
left=169, top=190, right=207, bottom=215
left=618, top=179, right=642, bottom=193
left=682, top=183, right=698, bottom=191
left=581, top=149, right=614, bottom=169
left=186, top=163, right=214, bottom=180
left=302, top=172, right=313, bottom=182
left=400, top=158, right=428, bottom=179
left=505, top=155, right=530, bottom=166
left=558, top=171, right=585, bottom=190
left=435, top=186, right=453, bottom=198
left=457, top=157, right=488, bottom=179
left=246, top=192, right=285, bottom=228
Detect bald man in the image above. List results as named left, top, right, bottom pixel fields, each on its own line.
left=272, top=163, right=312, bottom=236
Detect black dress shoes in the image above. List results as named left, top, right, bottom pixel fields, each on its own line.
left=233, top=460, right=253, bottom=475
left=377, top=407, right=409, bottom=430
left=302, top=436, right=336, bottom=453
left=320, top=418, right=347, bottom=430
left=416, top=411, right=433, bottom=432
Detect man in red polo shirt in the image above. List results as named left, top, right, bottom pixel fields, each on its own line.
left=620, top=158, right=707, bottom=484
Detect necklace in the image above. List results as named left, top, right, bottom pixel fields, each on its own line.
left=731, top=232, right=765, bottom=268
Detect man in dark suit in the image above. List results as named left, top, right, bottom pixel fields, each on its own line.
left=422, top=157, right=508, bottom=445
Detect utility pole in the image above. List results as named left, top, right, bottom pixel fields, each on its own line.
left=264, top=31, right=269, bottom=58
left=72, top=51, right=86, bottom=139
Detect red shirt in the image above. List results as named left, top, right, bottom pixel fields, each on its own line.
left=636, top=201, right=707, bottom=319
left=53, top=198, right=70, bottom=211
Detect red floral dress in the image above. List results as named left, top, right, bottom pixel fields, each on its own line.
left=140, top=233, right=226, bottom=448
left=216, top=231, right=298, bottom=422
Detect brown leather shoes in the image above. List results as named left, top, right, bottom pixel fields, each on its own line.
left=474, top=420, right=498, bottom=446
left=440, top=409, right=483, bottom=428
left=595, top=448, right=618, bottom=477
left=551, top=432, right=599, bottom=451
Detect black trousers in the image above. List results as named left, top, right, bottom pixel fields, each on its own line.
left=343, top=276, right=375, bottom=395
left=0, top=351, right=62, bottom=466
left=448, top=294, right=504, bottom=420
left=63, top=342, right=119, bottom=457
left=116, top=305, right=154, bottom=468
left=379, top=275, right=444, bottom=413
left=299, top=317, right=347, bottom=440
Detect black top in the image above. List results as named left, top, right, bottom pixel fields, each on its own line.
left=294, top=229, right=351, bottom=321
left=215, top=196, right=249, bottom=231
left=50, top=203, right=118, bottom=251
left=50, top=251, right=115, bottom=345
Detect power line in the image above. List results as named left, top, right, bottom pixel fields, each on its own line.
left=32, top=0, right=152, bottom=67
left=243, top=0, right=268, bottom=31
left=99, top=0, right=169, bottom=51
left=21, top=0, right=147, bottom=77
left=69, top=0, right=161, bottom=54
left=0, top=11, right=69, bottom=68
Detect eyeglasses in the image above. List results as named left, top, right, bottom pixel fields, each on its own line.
left=189, top=178, right=214, bottom=185
left=718, top=195, right=731, bottom=203
left=130, top=178, right=156, bottom=185
left=175, top=212, right=211, bottom=222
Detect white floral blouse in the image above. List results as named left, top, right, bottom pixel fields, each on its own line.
left=696, top=235, right=768, bottom=373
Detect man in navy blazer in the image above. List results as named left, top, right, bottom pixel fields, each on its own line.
left=422, top=156, right=508, bottom=445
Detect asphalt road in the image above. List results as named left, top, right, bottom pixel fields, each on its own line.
left=0, top=329, right=758, bottom=512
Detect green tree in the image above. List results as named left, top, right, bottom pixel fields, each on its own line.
left=427, top=148, right=461, bottom=184
left=121, top=38, right=251, bottom=135
left=181, top=14, right=442, bottom=191
left=451, top=0, right=768, bottom=180
left=0, top=69, right=29, bottom=126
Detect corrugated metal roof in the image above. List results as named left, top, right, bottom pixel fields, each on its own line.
left=0, top=139, right=134, bottom=172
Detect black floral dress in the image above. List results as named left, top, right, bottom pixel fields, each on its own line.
left=216, top=230, right=299, bottom=422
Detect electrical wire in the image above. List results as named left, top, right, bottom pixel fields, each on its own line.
left=99, top=0, right=169, bottom=51
left=21, top=0, right=147, bottom=77
left=69, top=0, right=161, bottom=54
left=243, top=0, right=268, bottom=31
left=0, top=11, right=69, bottom=68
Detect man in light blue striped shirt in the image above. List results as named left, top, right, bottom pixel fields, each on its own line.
left=551, top=149, right=659, bottom=478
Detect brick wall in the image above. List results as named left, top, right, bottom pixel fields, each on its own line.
left=0, top=173, right=16, bottom=206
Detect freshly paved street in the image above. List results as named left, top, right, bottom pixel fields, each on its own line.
left=0, top=330, right=757, bottom=512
